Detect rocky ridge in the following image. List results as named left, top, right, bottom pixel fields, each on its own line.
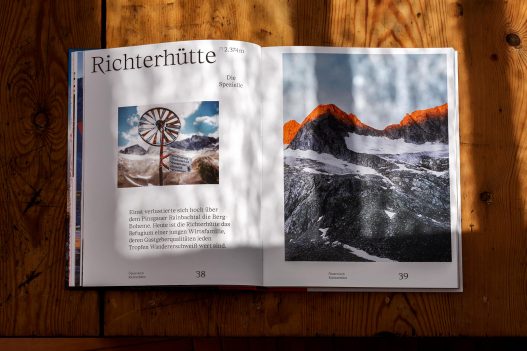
left=284, top=103, right=448, bottom=145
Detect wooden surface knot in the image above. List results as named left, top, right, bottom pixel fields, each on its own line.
left=452, top=2, right=463, bottom=18
left=479, top=191, right=493, bottom=205
left=32, top=111, right=49, bottom=131
left=505, top=33, right=521, bottom=47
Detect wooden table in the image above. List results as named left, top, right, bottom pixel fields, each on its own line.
left=1, top=0, right=526, bottom=339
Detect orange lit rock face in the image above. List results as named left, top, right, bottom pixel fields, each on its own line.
left=383, top=103, right=448, bottom=143
left=301, top=104, right=371, bottom=130
left=385, top=103, right=448, bottom=131
left=283, top=104, right=377, bottom=144
left=283, top=103, right=448, bottom=144
left=283, top=120, right=301, bottom=144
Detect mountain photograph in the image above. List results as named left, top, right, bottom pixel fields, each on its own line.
left=117, top=101, right=219, bottom=187
left=283, top=53, right=452, bottom=262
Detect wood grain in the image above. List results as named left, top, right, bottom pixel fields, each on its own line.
left=2, top=0, right=526, bottom=337
left=0, top=0, right=101, bottom=335
left=102, top=0, right=527, bottom=336
left=457, top=0, right=527, bottom=335
left=3, top=337, right=521, bottom=351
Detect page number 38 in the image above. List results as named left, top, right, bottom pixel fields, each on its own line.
left=195, top=271, right=206, bottom=278
left=398, top=272, right=409, bottom=280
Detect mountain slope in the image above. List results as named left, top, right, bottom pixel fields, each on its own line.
left=383, top=103, right=448, bottom=143
left=283, top=103, right=451, bottom=262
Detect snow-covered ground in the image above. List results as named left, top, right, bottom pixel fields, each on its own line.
left=285, top=136, right=449, bottom=183
left=301, top=167, right=330, bottom=175
left=319, top=228, right=329, bottom=240
left=284, top=148, right=398, bottom=188
left=118, top=153, right=158, bottom=161
left=318, top=227, right=396, bottom=262
left=119, top=149, right=205, bottom=160
left=394, top=163, right=448, bottom=177
left=344, top=133, right=449, bottom=154
left=384, top=210, right=396, bottom=219
left=284, top=148, right=379, bottom=176
left=341, top=244, right=395, bottom=262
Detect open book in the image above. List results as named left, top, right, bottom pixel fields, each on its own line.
left=68, top=40, right=461, bottom=290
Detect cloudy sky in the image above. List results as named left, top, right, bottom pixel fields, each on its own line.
left=283, top=53, right=447, bottom=129
left=118, top=101, right=219, bottom=149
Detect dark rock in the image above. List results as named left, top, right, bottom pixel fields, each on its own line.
left=284, top=162, right=452, bottom=262
left=170, top=135, right=219, bottom=151
left=120, top=144, right=147, bottom=155
left=288, top=114, right=397, bottom=171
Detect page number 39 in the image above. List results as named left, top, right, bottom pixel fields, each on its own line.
left=398, top=272, right=409, bottom=280
left=195, top=271, right=206, bottom=278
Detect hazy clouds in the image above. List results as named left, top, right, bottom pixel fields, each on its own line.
left=283, top=53, right=447, bottom=129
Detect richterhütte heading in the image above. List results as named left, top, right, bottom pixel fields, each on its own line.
left=91, top=47, right=217, bottom=74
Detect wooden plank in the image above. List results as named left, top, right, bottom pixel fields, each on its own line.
left=104, top=290, right=306, bottom=336
left=3, top=337, right=524, bottom=351
left=455, top=0, right=527, bottom=336
left=103, top=0, right=527, bottom=336
left=0, top=338, right=194, bottom=351
left=0, top=0, right=101, bottom=335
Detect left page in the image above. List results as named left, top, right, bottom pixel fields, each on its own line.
left=69, top=40, right=262, bottom=287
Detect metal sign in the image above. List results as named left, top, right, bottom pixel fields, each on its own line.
left=170, top=152, right=192, bottom=173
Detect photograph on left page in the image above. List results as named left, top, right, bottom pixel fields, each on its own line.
left=117, top=101, right=219, bottom=187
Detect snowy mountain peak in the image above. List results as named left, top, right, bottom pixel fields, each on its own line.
left=284, top=103, right=449, bottom=146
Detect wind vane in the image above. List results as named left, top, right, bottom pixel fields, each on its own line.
left=138, top=107, right=181, bottom=185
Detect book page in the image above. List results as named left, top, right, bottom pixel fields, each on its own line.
left=76, top=40, right=262, bottom=286
left=261, top=47, right=461, bottom=289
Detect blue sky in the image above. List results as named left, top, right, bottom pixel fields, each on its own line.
left=118, top=101, right=219, bottom=148
left=283, top=53, right=447, bottom=129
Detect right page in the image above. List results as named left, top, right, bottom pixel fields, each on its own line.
left=261, top=47, right=461, bottom=290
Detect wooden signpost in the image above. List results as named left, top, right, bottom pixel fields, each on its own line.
left=138, top=107, right=181, bottom=185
